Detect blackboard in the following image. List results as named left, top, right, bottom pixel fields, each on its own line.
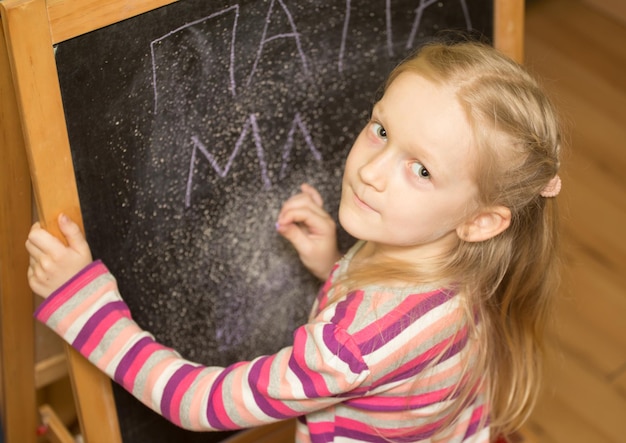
left=55, top=0, right=493, bottom=441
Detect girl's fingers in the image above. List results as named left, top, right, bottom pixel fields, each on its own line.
left=27, top=224, right=63, bottom=254
left=57, top=214, right=90, bottom=257
left=279, top=191, right=329, bottom=223
left=26, top=231, right=56, bottom=264
left=276, top=220, right=307, bottom=247
left=277, top=205, right=333, bottom=235
left=25, top=238, right=38, bottom=260
left=300, top=183, right=324, bottom=207
left=282, top=184, right=324, bottom=210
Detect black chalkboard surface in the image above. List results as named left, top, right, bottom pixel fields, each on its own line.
left=55, top=0, right=493, bottom=441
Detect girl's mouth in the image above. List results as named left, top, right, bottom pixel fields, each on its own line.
left=353, top=189, right=377, bottom=213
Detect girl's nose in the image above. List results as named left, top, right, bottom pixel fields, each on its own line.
left=358, top=149, right=391, bottom=192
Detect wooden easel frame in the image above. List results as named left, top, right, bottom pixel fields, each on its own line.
left=0, top=0, right=523, bottom=442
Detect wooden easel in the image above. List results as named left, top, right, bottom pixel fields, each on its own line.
left=0, top=2, right=175, bottom=442
left=0, top=0, right=524, bottom=442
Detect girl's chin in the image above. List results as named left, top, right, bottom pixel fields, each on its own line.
left=338, top=207, right=367, bottom=240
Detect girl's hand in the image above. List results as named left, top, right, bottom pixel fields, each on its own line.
left=26, top=214, right=93, bottom=298
left=276, top=183, right=341, bottom=280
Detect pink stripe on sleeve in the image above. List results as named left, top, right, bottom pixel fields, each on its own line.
left=96, top=322, right=146, bottom=369
left=252, top=355, right=298, bottom=417
left=120, top=341, right=164, bottom=391
left=351, top=291, right=436, bottom=345
left=35, top=261, right=109, bottom=323
left=223, top=362, right=266, bottom=427
left=141, top=356, right=179, bottom=407
left=167, top=367, right=203, bottom=425
left=290, top=325, right=331, bottom=398
left=205, top=365, right=241, bottom=429
left=187, top=369, right=221, bottom=429
left=79, top=309, right=126, bottom=356
left=53, top=280, right=119, bottom=336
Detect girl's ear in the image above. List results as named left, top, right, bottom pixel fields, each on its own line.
left=456, top=206, right=511, bottom=242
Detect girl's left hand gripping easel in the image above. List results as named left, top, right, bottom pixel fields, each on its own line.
left=0, top=0, right=126, bottom=441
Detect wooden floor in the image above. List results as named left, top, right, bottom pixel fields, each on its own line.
left=523, top=0, right=626, bottom=442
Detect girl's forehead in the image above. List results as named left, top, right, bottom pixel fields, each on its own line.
left=379, top=72, right=470, bottom=141
left=383, top=71, right=453, bottom=102
left=377, top=72, right=476, bottom=180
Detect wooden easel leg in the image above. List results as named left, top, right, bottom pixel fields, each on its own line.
left=38, top=405, right=75, bottom=443
left=0, top=9, right=38, bottom=443
left=494, top=0, right=525, bottom=63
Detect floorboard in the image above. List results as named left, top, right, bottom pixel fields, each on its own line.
left=525, top=1, right=626, bottom=441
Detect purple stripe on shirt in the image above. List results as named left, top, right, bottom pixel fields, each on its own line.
left=247, top=356, right=291, bottom=419
left=113, top=335, right=153, bottom=384
left=322, top=324, right=368, bottom=374
left=329, top=290, right=362, bottom=327
left=160, top=363, right=198, bottom=422
left=288, top=351, right=321, bottom=398
left=205, top=364, right=238, bottom=429
left=358, top=290, right=453, bottom=354
left=463, top=418, right=480, bottom=440
left=334, top=427, right=383, bottom=442
left=71, top=300, right=128, bottom=351
left=309, top=431, right=335, bottom=443
left=463, top=407, right=488, bottom=440
left=374, top=327, right=469, bottom=388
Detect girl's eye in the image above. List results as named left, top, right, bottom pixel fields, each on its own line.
left=410, top=161, right=430, bottom=179
left=370, top=122, right=387, bottom=140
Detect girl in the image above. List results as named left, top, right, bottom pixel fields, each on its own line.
left=26, top=41, right=562, bottom=442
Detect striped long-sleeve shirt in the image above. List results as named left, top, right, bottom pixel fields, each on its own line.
left=35, top=243, right=489, bottom=442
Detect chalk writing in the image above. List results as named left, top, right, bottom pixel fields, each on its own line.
left=186, top=114, right=269, bottom=208
left=407, top=0, right=472, bottom=50
left=338, top=0, right=351, bottom=72
left=338, top=0, right=473, bottom=69
left=185, top=112, right=321, bottom=208
left=152, top=1, right=476, bottom=208
left=151, top=1, right=476, bottom=107
left=386, top=0, right=394, bottom=56
left=247, top=0, right=310, bottom=87
left=151, top=5, right=239, bottom=113
left=280, top=112, right=322, bottom=180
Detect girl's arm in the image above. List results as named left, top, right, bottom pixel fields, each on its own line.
left=34, top=263, right=369, bottom=431
left=276, top=183, right=341, bottom=280
left=27, top=215, right=369, bottom=431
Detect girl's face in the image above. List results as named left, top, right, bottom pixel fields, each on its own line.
left=339, top=71, right=479, bottom=262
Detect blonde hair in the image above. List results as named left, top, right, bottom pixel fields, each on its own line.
left=338, top=41, right=561, bottom=438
